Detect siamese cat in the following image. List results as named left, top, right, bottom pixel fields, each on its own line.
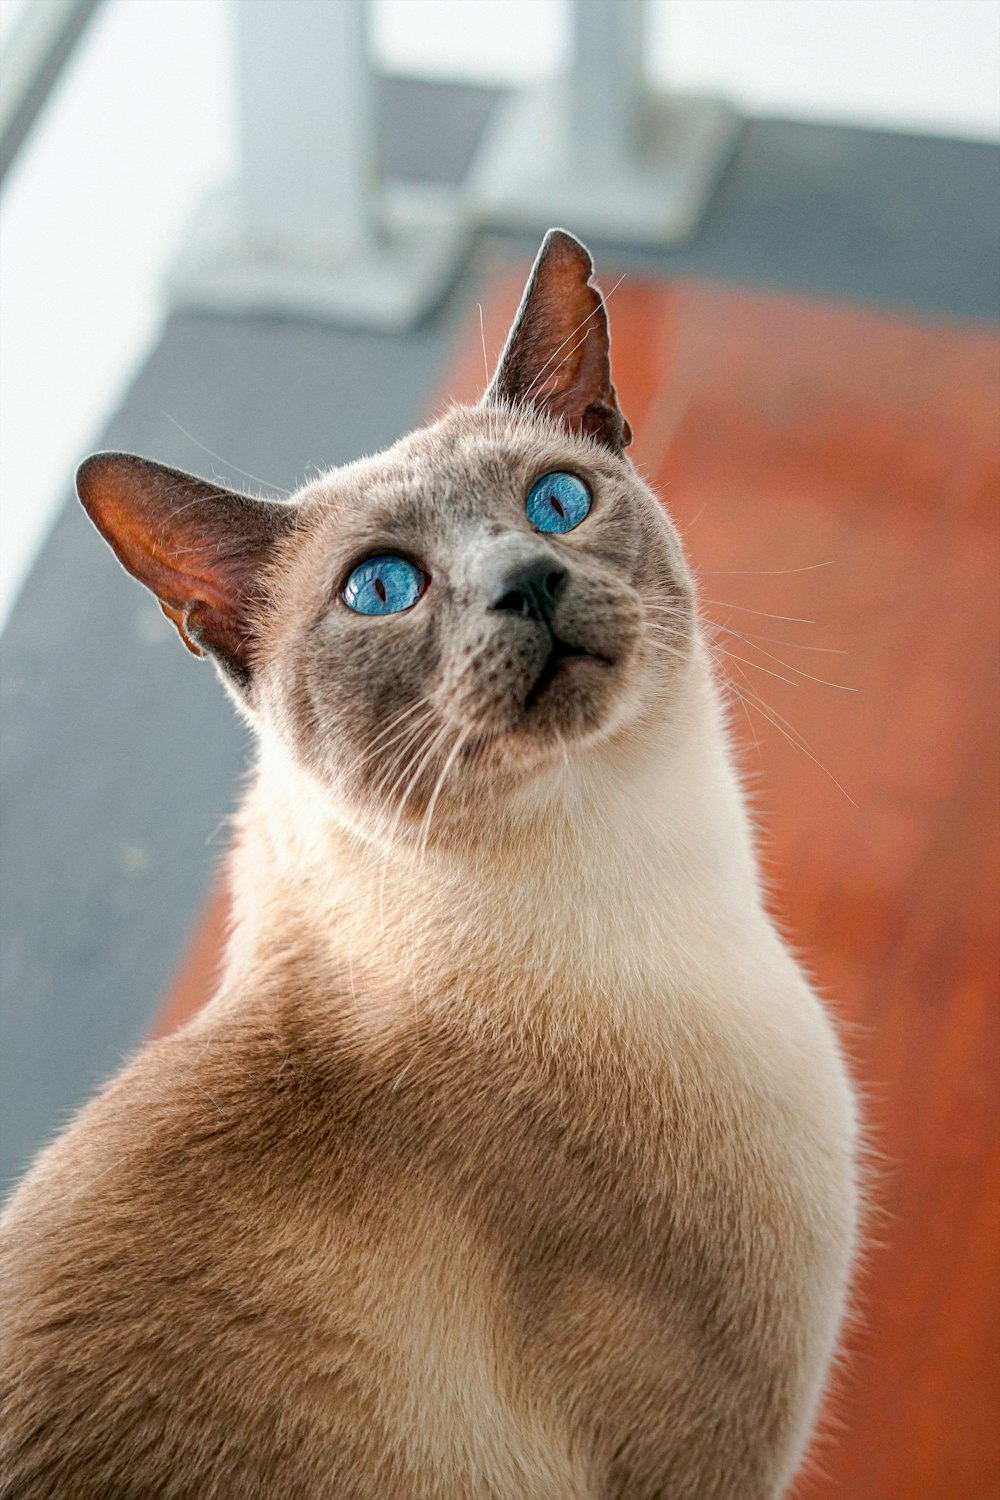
left=0, top=230, right=858, bottom=1499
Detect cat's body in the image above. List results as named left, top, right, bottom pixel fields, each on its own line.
left=0, top=236, right=858, bottom=1499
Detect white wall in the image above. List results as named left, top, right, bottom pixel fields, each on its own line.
left=372, top=0, right=1000, bottom=140
left=1, top=0, right=998, bottom=631
left=656, top=0, right=1000, bottom=140
left=0, top=0, right=235, bottom=632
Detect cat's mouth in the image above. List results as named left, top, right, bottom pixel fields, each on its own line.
left=524, top=636, right=613, bottom=711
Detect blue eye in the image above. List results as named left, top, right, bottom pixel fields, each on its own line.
left=525, top=471, right=591, bottom=534
left=342, top=555, right=425, bottom=615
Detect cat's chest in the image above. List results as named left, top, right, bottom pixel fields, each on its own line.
left=313, top=977, right=853, bottom=1471
left=364, top=975, right=845, bottom=1273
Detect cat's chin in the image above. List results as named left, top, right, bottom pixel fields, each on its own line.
left=465, top=653, right=638, bottom=774
left=523, top=643, right=615, bottom=714
left=518, top=655, right=621, bottom=748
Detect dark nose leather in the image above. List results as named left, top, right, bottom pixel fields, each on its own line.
left=490, top=561, right=568, bottom=625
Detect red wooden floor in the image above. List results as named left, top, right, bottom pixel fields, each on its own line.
left=156, top=270, right=1000, bottom=1500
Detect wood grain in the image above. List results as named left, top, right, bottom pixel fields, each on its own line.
left=157, top=268, right=1000, bottom=1499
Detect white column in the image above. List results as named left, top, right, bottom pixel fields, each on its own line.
left=232, top=0, right=377, bottom=258
left=474, top=0, right=740, bottom=245
left=168, top=0, right=470, bottom=330
left=568, top=0, right=645, bottom=179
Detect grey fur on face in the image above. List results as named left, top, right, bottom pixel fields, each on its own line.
left=261, top=404, right=694, bottom=829
left=75, top=227, right=694, bottom=836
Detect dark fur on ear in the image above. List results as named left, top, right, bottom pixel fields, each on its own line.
left=76, top=452, right=295, bottom=686
left=483, top=228, right=631, bottom=455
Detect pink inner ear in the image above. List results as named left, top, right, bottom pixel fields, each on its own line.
left=76, top=451, right=293, bottom=674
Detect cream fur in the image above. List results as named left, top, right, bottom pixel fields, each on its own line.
left=0, top=231, right=859, bottom=1500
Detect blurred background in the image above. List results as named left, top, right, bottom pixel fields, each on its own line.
left=1, top=2, right=998, bottom=1496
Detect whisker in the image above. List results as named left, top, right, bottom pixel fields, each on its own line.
left=369, top=720, right=436, bottom=809
left=677, top=502, right=708, bottom=536
left=417, top=726, right=469, bottom=863
left=702, top=561, right=835, bottom=577
left=643, top=630, right=690, bottom=661
left=387, top=722, right=452, bottom=842
left=162, top=413, right=292, bottom=495
left=723, top=658, right=857, bottom=806
left=641, top=600, right=688, bottom=618
left=344, top=714, right=436, bottom=794
left=710, top=623, right=847, bottom=656
left=718, top=648, right=799, bottom=689
left=743, top=691, right=857, bottom=807
left=702, top=599, right=815, bottom=625
left=713, top=627, right=855, bottom=691
left=376, top=720, right=452, bottom=926
left=721, top=672, right=763, bottom=763
left=721, top=657, right=813, bottom=753
left=375, top=720, right=439, bottom=809
left=356, top=701, right=436, bottom=768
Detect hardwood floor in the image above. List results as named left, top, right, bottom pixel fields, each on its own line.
left=156, top=269, right=1000, bottom=1499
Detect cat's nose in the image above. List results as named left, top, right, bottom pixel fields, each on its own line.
left=490, top=561, right=568, bottom=624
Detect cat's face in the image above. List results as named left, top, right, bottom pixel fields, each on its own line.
left=76, top=230, right=695, bottom=838
left=259, top=404, right=693, bottom=824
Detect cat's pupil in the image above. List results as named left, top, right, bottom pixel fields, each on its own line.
left=375, top=577, right=387, bottom=603
left=551, top=497, right=565, bottom=519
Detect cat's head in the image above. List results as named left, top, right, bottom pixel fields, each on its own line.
left=77, top=230, right=695, bottom=840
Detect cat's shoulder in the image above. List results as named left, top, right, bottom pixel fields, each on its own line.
left=1, top=987, right=374, bottom=1252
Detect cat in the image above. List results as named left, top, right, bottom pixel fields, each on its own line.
left=0, top=229, right=859, bottom=1500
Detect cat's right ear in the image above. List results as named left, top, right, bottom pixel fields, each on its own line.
left=482, top=228, right=631, bottom=455
left=76, top=452, right=295, bottom=688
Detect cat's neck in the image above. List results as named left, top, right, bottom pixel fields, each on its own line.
left=215, top=649, right=789, bottom=1027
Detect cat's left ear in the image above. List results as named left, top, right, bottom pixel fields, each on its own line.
left=482, top=227, right=631, bottom=455
left=76, top=452, right=295, bottom=688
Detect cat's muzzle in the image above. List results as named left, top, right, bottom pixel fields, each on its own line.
left=523, top=635, right=614, bottom=712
